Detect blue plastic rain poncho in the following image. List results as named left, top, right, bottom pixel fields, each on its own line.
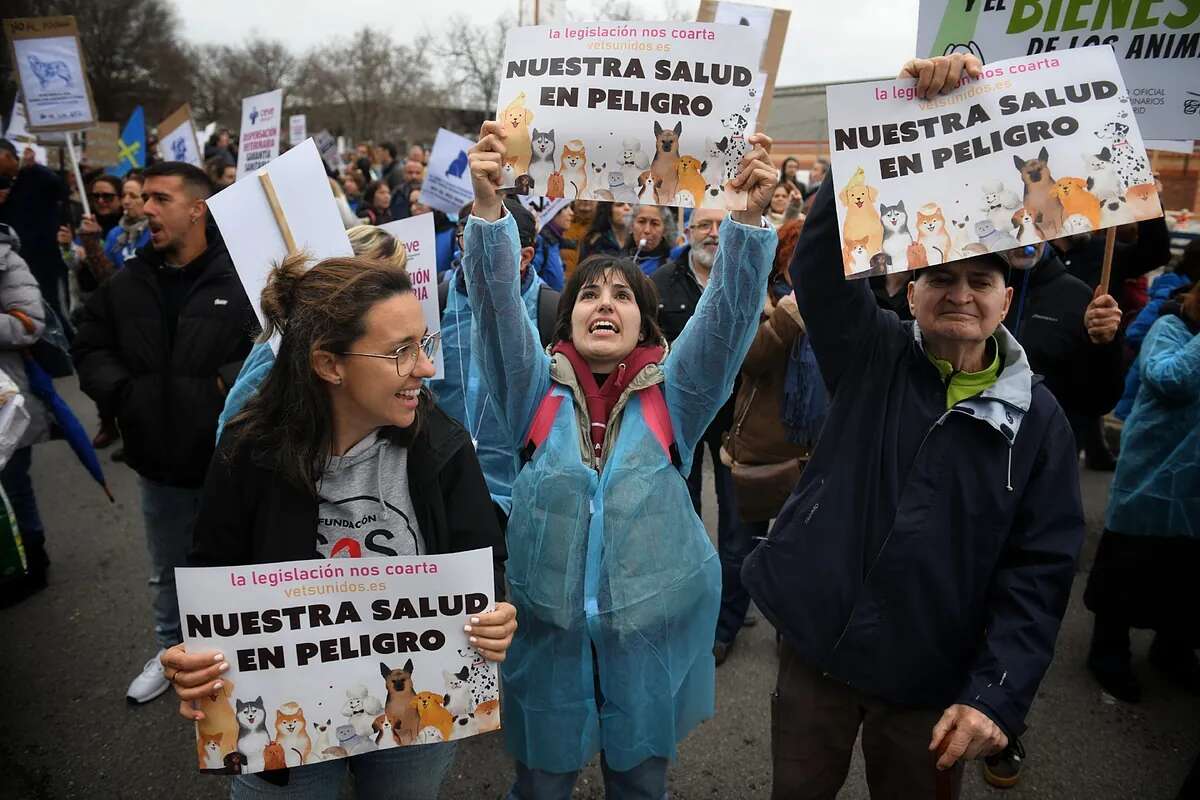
left=462, top=210, right=774, bottom=773
left=1106, top=310, right=1200, bottom=538
left=215, top=341, right=275, bottom=441
left=430, top=266, right=547, bottom=516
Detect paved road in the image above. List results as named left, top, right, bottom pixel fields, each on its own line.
left=1, top=379, right=1197, bottom=799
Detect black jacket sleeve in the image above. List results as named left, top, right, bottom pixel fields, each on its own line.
left=791, top=174, right=900, bottom=394
left=958, top=403, right=1085, bottom=738
left=1065, top=335, right=1126, bottom=416
left=437, top=438, right=508, bottom=599
left=189, top=433, right=258, bottom=568
left=71, top=279, right=132, bottom=417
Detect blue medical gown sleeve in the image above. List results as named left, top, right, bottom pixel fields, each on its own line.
left=216, top=341, right=276, bottom=442
left=1140, top=316, right=1200, bottom=402
left=663, top=215, right=775, bottom=463
left=462, top=212, right=552, bottom=448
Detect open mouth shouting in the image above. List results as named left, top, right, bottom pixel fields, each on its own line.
left=589, top=318, right=620, bottom=338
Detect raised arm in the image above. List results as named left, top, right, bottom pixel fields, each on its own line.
left=1139, top=314, right=1200, bottom=402
left=664, top=134, right=777, bottom=456
left=461, top=120, right=551, bottom=447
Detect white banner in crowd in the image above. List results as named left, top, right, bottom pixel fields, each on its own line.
left=158, top=104, right=203, bottom=166
left=826, top=47, right=1162, bottom=279
left=493, top=21, right=767, bottom=209
left=177, top=549, right=499, bottom=774
left=5, top=16, right=97, bottom=132
left=314, top=129, right=341, bottom=173
left=209, top=138, right=353, bottom=350
left=236, top=88, right=284, bottom=179
left=915, top=0, right=1200, bottom=141
left=290, top=114, right=307, bottom=146
left=419, top=128, right=477, bottom=216
left=380, top=213, right=445, bottom=380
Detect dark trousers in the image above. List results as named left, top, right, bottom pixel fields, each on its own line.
left=686, top=435, right=751, bottom=645
left=0, top=446, right=44, bottom=551
left=771, top=641, right=964, bottom=800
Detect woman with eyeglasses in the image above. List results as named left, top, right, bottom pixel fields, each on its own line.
left=159, top=250, right=515, bottom=799
left=463, top=120, right=777, bottom=799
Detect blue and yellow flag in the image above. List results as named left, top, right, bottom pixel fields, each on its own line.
left=110, top=106, right=145, bottom=177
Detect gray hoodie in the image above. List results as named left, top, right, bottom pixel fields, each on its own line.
left=315, top=431, right=424, bottom=559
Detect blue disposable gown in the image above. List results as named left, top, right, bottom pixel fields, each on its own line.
left=216, top=340, right=275, bottom=441
left=1106, top=313, right=1200, bottom=538
left=430, top=267, right=546, bottom=515
left=462, top=210, right=774, bottom=772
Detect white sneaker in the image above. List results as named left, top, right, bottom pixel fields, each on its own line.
left=126, top=648, right=171, bottom=704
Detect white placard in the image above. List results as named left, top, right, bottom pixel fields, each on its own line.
left=4, top=95, right=33, bottom=142
left=176, top=549, right=499, bottom=774
left=1145, top=139, right=1195, bottom=155
left=826, top=48, right=1163, bottom=279
left=289, top=114, right=307, bottom=146
left=7, top=17, right=96, bottom=132
left=420, top=128, right=476, bottom=216
left=380, top=213, right=445, bottom=380
left=209, top=138, right=354, bottom=350
left=158, top=105, right=203, bottom=167
left=916, top=1, right=1200, bottom=141
left=493, top=22, right=767, bottom=209
left=236, top=88, right=284, bottom=179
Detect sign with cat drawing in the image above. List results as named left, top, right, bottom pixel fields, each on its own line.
left=176, top=549, right=500, bottom=775
left=825, top=47, right=1162, bottom=279
left=420, top=128, right=478, bottom=216
left=915, top=0, right=1200, bottom=141
left=493, top=21, right=767, bottom=210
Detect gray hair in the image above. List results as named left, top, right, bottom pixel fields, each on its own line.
left=630, top=203, right=677, bottom=246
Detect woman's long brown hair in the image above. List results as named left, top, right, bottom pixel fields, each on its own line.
left=224, top=253, right=425, bottom=495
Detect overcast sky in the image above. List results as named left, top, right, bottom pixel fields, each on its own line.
left=169, top=0, right=920, bottom=88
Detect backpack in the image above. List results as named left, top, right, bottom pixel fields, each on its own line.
left=438, top=275, right=559, bottom=349
left=519, top=383, right=681, bottom=469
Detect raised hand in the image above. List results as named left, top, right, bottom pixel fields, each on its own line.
left=731, top=132, right=776, bottom=226
left=898, top=53, right=984, bottom=100
left=469, top=120, right=508, bottom=223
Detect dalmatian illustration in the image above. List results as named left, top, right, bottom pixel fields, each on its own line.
left=1093, top=122, right=1152, bottom=190
left=27, top=55, right=72, bottom=89
left=457, top=647, right=498, bottom=707
left=718, top=104, right=752, bottom=186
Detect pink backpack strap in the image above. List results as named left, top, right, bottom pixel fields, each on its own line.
left=641, top=385, right=682, bottom=469
left=520, top=390, right=565, bottom=465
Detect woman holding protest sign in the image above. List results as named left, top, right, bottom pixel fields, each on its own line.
left=160, top=251, right=516, bottom=798
left=462, top=118, right=776, bottom=798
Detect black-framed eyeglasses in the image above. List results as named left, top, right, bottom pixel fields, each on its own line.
left=339, top=332, right=440, bottom=377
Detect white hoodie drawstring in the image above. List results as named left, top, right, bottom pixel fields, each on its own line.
left=1005, top=447, right=1014, bottom=493
left=376, top=444, right=389, bottom=520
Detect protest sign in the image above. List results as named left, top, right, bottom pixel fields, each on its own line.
left=696, top=1, right=790, bottom=126
left=379, top=214, right=445, bottom=380
left=177, top=549, right=499, bottom=774
left=826, top=47, right=1162, bottom=279
left=209, top=138, right=353, bottom=350
left=314, top=129, right=341, bottom=173
left=420, top=128, right=476, bottom=215
left=1146, top=139, right=1195, bottom=154
left=290, top=114, right=307, bottom=146
left=492, top=22, right=766, bottom=209
left=915, top=1, right=1200, bottom=141
left=4, top=95, right=33, bottom=142
left=83, top=121, right=120, bottom=167
left=4, top=16, right=97, bottom=132
left=236, top=88, right=284, bottom=179
left=158, top=104, right=203, bottom=167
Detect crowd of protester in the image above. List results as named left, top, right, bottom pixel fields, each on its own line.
left=0, top=50, right=1196, bottom=799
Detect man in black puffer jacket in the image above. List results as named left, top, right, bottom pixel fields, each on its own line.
left=72, top=161, right=257, bottom=705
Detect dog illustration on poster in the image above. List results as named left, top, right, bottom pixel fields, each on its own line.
left=501, top=92, right=535, bottom=175
left=27, top=55, right=73, bottom=89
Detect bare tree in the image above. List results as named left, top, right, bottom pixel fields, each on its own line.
left=434, top=15, right=513, bottom=111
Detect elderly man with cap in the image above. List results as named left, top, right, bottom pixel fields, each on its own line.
left=741, top=53, right=1085, bottom=800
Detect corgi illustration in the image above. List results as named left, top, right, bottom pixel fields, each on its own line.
left=559, top=140, right=588, bottom=199
left=915, top=203, right=951, bottom=265
left=199, top=731, right=224, bottom=770
left=843, top=235, right=872, bottom=275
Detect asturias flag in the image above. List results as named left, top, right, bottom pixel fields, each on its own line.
left=110, top=106, right=145, bottom=178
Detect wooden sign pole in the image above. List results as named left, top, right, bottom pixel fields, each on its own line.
left=257, top=170, right=298, bottom=255
left=64, top=133, right=91, bottom=217
left=1098, top=226, right=1117, bottom=296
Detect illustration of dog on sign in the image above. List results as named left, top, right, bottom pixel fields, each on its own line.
left=837, top=167, right=883, bottom=269
left=27, top=55, right=73, bottom=89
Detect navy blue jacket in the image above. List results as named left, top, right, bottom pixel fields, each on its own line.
left=742, top=176, right=1085, bottom=739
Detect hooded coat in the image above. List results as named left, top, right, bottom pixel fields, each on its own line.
left=742, top=176, right=1085, bottom=740
left=0, top=225, right=51, bottom=448
left=462, top=210, right=774, bottom=772
left=1106, top=307, right=1200, bottom=539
